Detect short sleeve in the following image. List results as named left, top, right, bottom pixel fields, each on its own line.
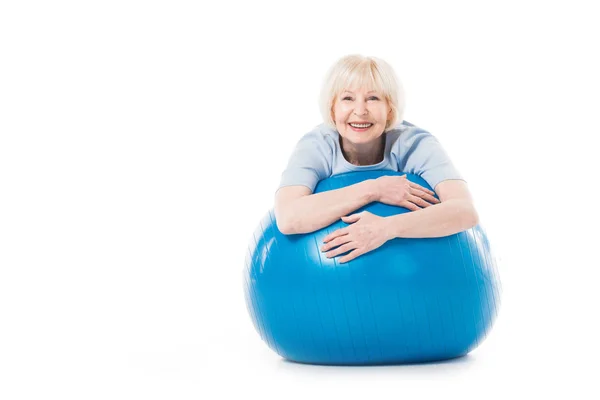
left=396, top=127, right=465, bottom=190
left=277, top=128, right=333, bottom=193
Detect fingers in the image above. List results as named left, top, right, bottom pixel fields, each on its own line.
left=323, top=227, right=349, bottom=243
left=422, top=192, right=441, bottom=204
left=408, top=194, right=435, bottom=208
left=408, top=181, right=436, bottom=197
left=339, top=248, right=366, bottom=264
left=321, top=235, right=350, bottom=252
left=399, top=200, right=421, bottom=211
left=409, top=185, right=439, bottom=204
left=324, top=213, right=364, bottom=243
left=341, top=213, right=361, bottom=223
left=325, top=242, right=357, bottom=259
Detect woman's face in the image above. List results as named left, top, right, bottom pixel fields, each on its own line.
left=332, top=87, right=391, bottom=145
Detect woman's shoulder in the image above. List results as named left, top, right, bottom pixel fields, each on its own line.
left=388, top=120, right=434, bottom=149
left=295, top=123, right=339, bottom=150
left=306, top=123, right=338, bottom=138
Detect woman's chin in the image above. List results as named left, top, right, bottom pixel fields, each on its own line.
left=343, top=131, right=382, bottom=142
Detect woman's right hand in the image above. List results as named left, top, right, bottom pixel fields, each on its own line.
left=373, top=175, right=440, bottom=211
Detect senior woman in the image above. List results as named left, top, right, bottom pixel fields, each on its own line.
left=274, top=54, right=478, bottom=264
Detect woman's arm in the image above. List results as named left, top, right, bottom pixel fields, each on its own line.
left=274, top=180, right=377, bottom=235
left=383, top=180, right=479, bottom=239
left=384, top=199, right=478, bottom=239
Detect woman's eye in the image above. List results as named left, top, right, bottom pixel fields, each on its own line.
left=342, top=96, right=379, bottom=101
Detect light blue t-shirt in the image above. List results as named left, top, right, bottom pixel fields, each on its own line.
left=277, top=120, right=464, bottom=193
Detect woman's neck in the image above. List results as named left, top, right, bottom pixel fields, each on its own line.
left=339, top=135, right=385, bottom=166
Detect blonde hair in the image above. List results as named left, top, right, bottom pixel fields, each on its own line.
left=319, top=54, right=405, bottom=132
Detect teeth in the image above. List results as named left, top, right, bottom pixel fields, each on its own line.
left=350, top=123, right=372, bottom=128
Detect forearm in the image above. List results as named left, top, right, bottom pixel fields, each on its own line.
left=384, top=199, right=479, bottom=239
left=281, top=180, right=377, bottom=234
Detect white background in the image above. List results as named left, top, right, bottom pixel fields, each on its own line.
left=1, top=0, right=599, bottom=398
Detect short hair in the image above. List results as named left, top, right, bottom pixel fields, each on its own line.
left=319, top=54, right=405, bottom=132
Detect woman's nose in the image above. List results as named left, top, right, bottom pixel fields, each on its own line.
left=354, top=102, right=368, bottom=115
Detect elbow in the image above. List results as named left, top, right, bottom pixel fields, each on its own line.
left=472, top=210, right=480, bottom=227
left=274, top=210, right=297, bottom=235
left=452, top=200, right=479, bottom=230
left=466, top=204, right=480, bottom=228
left=277, top=219, right=296, bottom=235
left=276, top=214, right=313, bottom=235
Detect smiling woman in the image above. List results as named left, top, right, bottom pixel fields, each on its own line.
left=274, top=54, right=473, bottom=243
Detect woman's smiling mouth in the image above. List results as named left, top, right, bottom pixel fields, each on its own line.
left=348, top=122, right=373, bottom=131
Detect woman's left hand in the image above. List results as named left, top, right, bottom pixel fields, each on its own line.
left=321, top=211, right=392, bottom=263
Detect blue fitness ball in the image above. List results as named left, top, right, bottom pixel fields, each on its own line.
left=243, top=170, right=501, bottom=365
